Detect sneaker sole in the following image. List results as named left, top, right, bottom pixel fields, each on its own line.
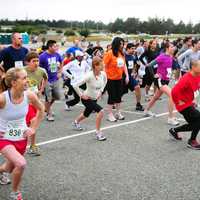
left=187, top=144, right=200, bottom=150
left=106, top=119, right=117, bottom=122
left=167, top=122, right=180, bottom=126
left=97, top=138, right=107, bottom=141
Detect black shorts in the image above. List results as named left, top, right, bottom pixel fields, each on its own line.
left=81, top=99, right=103, bottom=117
left=143, top=66, right=157, bottom=86
left=154, top=78, right=169, bottom=89
left=106, top=79, right=123, bottom=105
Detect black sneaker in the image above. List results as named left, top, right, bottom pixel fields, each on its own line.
left=187, top=139, right=200, bottom=150
left=169, top=128, right=182, bottom=140
left=135, top=104, right=144, bottom=111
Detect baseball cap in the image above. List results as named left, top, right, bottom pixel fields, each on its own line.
left=75, top=50, right=84, bottom=57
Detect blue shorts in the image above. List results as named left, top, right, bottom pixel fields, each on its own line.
left=123, top=74, right=139, bottom=94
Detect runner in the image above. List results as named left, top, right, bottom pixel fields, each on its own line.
left=123, top=43, right=144, bottom=111
left=62, top=50, right=91, bottom=111
left=0, top=32, right=28, bottom=72
left=169, top=60, right=200, bottom=150
left=178, top=39, right=200, bottom=76
left=24, top=52, right=48, bottom=156
left=39, top=40, right=62, bottom=121
left=72, top=56, right=107, bottom=141
left=0, top=68, right=44, bottom=200
left=143, top=42, right=179, bottom=126
left=103, top=37, right=129, bottom=122
left=139, top=39, right=160, bottom=101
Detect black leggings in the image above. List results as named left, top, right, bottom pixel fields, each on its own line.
left=66, top=84, right=86, bottom=107
left=81, top=99, right=102, bottom=117
left=174, top=106, right=200, bottom=140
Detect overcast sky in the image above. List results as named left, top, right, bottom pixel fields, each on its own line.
left=0, top=0, right=199, bottom=24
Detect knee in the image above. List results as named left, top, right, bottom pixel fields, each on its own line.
left=15, top=158, right=27, bottom=170
left=98, top=110, right=104, bottom=118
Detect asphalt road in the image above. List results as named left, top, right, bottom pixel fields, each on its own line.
left=1, top=89, right=200, bottom=200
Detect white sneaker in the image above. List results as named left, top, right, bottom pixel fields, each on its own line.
left=115, top=112, right=125, bottom=120
left=107, top=113, right=117, bottom=122
left=46, top=114, right=54, bottom=121
left=145, top=94, right=151, bottom=101
left=149, top=90, right=154, bottom=96
left=167, top=118, right=180, bottom=126
left=72, top=121, right=83, bottom=131
left=65, top=104, right=72, bottom=111
left=96, top=132, right=107, bottom=141
left=144, top=110, right=156, bottom=117
left=0, top=172, right=11, bottom=185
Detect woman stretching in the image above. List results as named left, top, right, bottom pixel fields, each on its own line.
left=72, top=56, right=107, bottom=141
left=143, top=42, right=179, bottom=126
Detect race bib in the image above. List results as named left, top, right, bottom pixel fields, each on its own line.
left=117, top=58, right=124, bottom=68
left=15, top=61, right=23, bottom=68
left=4, top=119, right=27, bottom=141
left=128, top=61, right=134, bottom=69
left=166, top=68, right=172, bottom=78
left=48, top=57, right=58, bottom=73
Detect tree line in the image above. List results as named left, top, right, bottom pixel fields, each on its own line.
left=0, top=17, right=200, bottom=34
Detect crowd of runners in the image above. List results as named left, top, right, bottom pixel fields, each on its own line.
left=0, top=32, right=200, bottom=199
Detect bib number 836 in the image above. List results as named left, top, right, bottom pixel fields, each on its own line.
left=9, top=129, right=22, bottom=137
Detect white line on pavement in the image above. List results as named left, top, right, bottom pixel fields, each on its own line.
left=37, top=111, right=169, bottom=147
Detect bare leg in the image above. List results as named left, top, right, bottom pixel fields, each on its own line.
left=96, top=110, right=104, bottom=131
left=75, top=113, right=86, bottom=124
left=134, top=85, right=141, bottom=103
left=145, top=89, right=163, bottom=111
left=160, top=85, right=175, bottom=118
left=1, top=145, right=26, bottom=192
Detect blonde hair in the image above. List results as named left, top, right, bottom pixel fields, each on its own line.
left=92, top=56, right=103, bottom=71
left=0, top=67, right=25, bottom=91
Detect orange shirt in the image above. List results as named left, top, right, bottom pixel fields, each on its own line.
left=103, top=50, right=125, bottom=80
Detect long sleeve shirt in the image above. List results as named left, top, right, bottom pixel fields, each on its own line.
left=73, top=71, right=107, bottom=100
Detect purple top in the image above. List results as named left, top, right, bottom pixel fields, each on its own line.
left=156, top=53, right=173, bottom=81
left=39, top=51, right=62, bottom=83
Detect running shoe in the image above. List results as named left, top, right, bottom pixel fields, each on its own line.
left=10, top=191, right=23, bottom=200
left=144, top=94, right=151, bottom=102
left=169, top=128, right=182, bottom=140
left=143, top=110, right=156, bottom=117
left=0, top=172, right=11, bottom=185
left=135, top=103, right=144, bottom=111
left=115, top=112, right=125, bottom=120
left=96, top=132, right=107, bottom=141
left=46, top=114, right=54, bottom=122
left=187, top=139, right=200, bottom=150
left=65, top=104, right=72, bottom=111
left=27, top=145, right=41, bottom=156
left=167, top=118, right=179, bottom=126
left=72, top=121, right=83, bottom=131
left=107, top=113, right=117, bottom=122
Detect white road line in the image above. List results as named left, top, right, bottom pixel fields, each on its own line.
left=37, top=111, right=169, bottom=147
left=119, top=110, right=144, bottom=115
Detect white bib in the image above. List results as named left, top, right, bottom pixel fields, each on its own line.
left=166, top=68, right=172, bottom=78
left=4, top=118, right=27, bottom=141
left=15, top=61, right=23, bottom=68
left=128, top=60, right=134, bottom=69
left=117, top=58, right=124, bottom=68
